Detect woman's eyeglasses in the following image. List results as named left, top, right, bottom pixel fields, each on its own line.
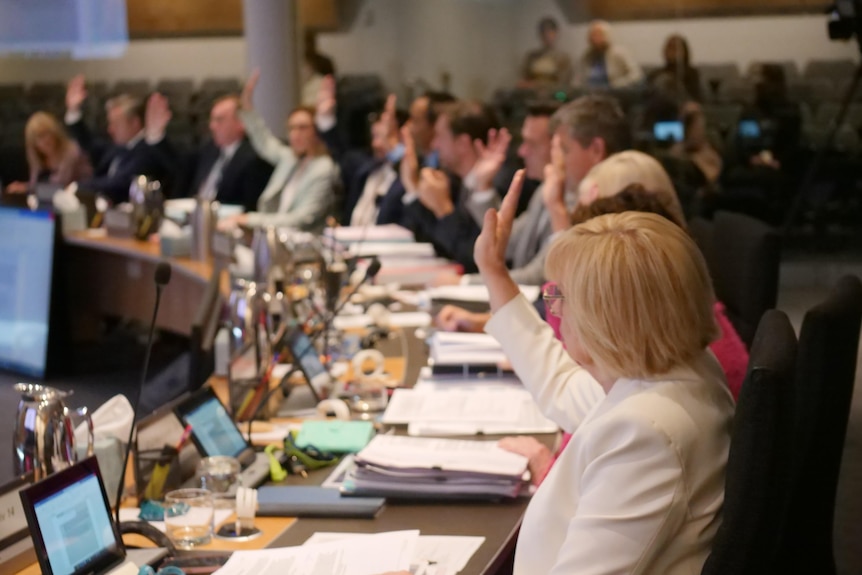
left=542, top=283, right=565, bottom=318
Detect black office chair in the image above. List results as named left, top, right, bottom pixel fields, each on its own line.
left=709, top=211, right=781, bottom=348
left=701, top=309, right=797, bottom=575
left=688, top=217, right=714, bottom=271
left=777, top=275, right=862, bottom=575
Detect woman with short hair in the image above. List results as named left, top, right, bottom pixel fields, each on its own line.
left=478, top=171, right=734, bottom=574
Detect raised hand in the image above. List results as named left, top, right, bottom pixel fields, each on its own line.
left=380, top=94, right=400, bottom=149
left=144, top=93, right=172, bottom=140
left=474, top=169, right=524, bottom=276
left=66, top=74, right=88, bottom=113
left=241, top=69, right=260, bottom=111
left=316, top=74, right=337, bottom=118
left=542, top=134, right=570, bottom=233
left=435, top=305, right=488, bottom=333
left=418, top=168, right=454, bottom=218
left=472, top=127, right=512, bottom=191
left=399, top=124, right=420, bottom=194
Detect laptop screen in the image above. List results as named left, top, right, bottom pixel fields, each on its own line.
left=178, top=392, right=248, bottom=459
left=20, top=458, right=124, bottom=575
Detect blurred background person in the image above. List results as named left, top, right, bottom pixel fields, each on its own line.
left=64, top=74, right=176, bottom=203
left=407, top=91, right=457, bottom=169
left=182, top=94, right=272, bottom=211
left=4, top=111, right=92, bottom=194
left=577, top=20, right=643, bottom=89
left=219, top=70, right=338, bottom=232
left=647, top=34, right=703, bottom=104
left=519, top=17, right=573, bottom=90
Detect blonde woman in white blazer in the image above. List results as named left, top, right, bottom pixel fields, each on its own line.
left=477, top=171, right=734, bottom=575
left=222, top=70, right=338, bottom=232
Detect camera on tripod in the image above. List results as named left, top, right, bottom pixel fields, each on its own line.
left=828, top=0, right=862, bottom=43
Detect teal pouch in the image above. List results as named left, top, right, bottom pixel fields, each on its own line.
left=294, top=420, right=375, bottom=454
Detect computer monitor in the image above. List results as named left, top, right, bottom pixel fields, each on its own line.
left=738, top=119, right=763, bottom=140
left=0, top=207, right=57, bottom=378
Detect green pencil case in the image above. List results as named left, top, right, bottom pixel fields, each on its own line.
left=295, top=420, right=375, bottom=454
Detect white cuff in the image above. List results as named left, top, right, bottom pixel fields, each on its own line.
left=65, top=109, right=83, bottom=125
left=145, top=131, right=165, bottom=145
left=402, top=191, right=419, bottom=205
left=315, top=111, right=337, bottom=133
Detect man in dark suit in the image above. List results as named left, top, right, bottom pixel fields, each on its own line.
left=314, top=76, right=407, bottom=227
left=64, top=74, right=177, bottom=204
left=401, top=100, right=509, bottom=273
left=184, top=95, right=272, bottom=211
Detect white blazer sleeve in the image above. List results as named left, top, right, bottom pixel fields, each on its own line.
left=548, top=416, right=686, bottom=575
left=485, top=294, right=605, bottom=432
left=239, top=109, right=296, bottom=166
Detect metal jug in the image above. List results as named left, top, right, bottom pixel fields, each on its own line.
left=128, top=175, right=164, bottom=240
left=192, top=198, right=219, bottom=261
left=13, top=383, right=94, bottom=480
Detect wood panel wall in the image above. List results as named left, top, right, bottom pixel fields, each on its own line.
left=582, top=0, right=828, bottom=20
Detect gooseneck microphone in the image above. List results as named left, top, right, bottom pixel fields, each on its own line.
left=245, top=258, right=383, bottom=438
left=115, top=261, right=172, bottom=524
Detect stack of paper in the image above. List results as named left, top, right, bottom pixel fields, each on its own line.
left=348, top=241, right=436, bottom=259
left=325, top=224, right=415, bottom=244
left=430, top=332, right=507, bottom=367
left=426, top=284, right=541, bottom=304
left=382, top=382, right=558, bottom=436
left=375, top=257, right=463, bottom=286
left=341, top=435, right=529, bottom=500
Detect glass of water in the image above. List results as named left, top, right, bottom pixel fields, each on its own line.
left=198, top=456, right=241, bottom=509
left=164, top=488, right=214, bottom=549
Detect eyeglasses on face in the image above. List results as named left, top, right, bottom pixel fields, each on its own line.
left=542, top=282, right=564, bottom=318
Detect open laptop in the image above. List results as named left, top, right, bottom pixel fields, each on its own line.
left=19, top=457, right=167, bottom=575
left=276, top=327, right=335, bottom=417
left=174, top=387, right=273, bottom=489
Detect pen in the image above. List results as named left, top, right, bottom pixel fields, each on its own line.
left=175, top=424, right=193, bottom=451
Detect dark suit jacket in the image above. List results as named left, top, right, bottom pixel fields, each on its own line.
left=68, top=120, right=178, bottom=204
left=319, top=124, right=407, bottom=227
left=402, top=175, right=482, bottom=273
left=186, top=140, right=273, bottom=211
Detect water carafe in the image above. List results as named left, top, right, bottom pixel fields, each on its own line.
left=13, top=383, right=94, bottom=480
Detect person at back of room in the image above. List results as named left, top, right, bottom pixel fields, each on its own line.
left=218, top=70, right=339, bottom=233
left=63, top=74, right=177, bottom=204
left=519, top=17, right=574, bottom=90
left=577, top=20, right=644, bottom=89
left=181, top=94, right=273, bottom=212
left=4, top=111, right=92, bottom=194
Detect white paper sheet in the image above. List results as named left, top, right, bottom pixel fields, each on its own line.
left=383, top=388, right=522, bottom=424
left=214, top=530, right=418, bottom=575
left=333, top=311, right=433, bottom=330
left=325, top=224, right=415, bottom=243
left=349, top=242, right=436, bottom=258
left=303, top=532, right=484, bottom=574
left=355, top=435, right=528, bottom=477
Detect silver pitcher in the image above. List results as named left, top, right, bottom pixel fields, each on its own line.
left=13, top=383, right=95, bottom=480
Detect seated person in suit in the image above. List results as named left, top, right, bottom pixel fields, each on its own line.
left=437, top=95, right=629, bottom=287
left=4, top=111, right=92, bottom=194
left=219, top=70, right=338, bottom=232
left=477, top=172, right=733, bottom=573
left=64, top=74, right=176, bottom=204
left=184, top=94, right=273, bottom=211
left=315, top=77, right=408, bottom=227
left=407, top=90, right=456, bottom=170
left=400, top=100, right=509, bottom=273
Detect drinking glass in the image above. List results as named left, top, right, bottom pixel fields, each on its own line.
left=164, top=488, right=214, bottom=549
left=198, top=456, right=241, bottom=509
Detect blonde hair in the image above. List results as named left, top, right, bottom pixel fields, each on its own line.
left=546, top=211, right=718, bottom=380
left=580, top=150, right=686, bottom=228
left=25, top=111, right=72, bottom=173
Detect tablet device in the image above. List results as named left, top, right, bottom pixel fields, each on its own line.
left=174, top=387, right=255, bottom=467
left=738, top=119, right=762, bottom=139
left=19, top=457, right=166, bottom=575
